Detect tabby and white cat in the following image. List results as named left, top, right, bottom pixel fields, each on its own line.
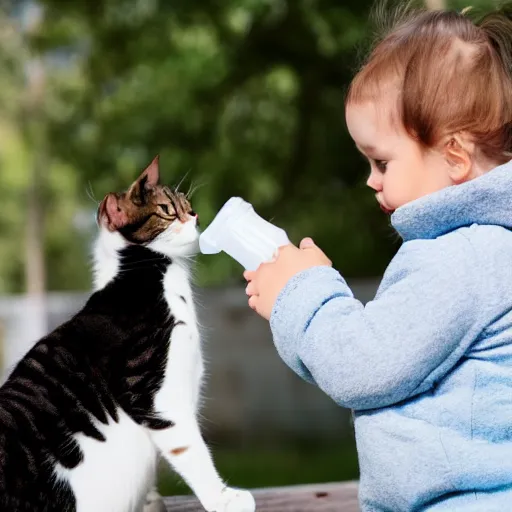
left=0, top=158, right=256, bottom=512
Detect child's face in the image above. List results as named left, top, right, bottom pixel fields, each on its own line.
left=345, top=101, right=454, bottom=214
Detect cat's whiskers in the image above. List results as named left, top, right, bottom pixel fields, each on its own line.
left=186, top=179, right=207, bottom=200
left=174, top=169, right=192, bottom=194
left=86, top=181, right=100, bottom=205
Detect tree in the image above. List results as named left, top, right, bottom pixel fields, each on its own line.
left=0, top=1, right=92, bottom=295
left=35, top=0, right=396, bottom=286
left=0, top=0, right=503, bottom=293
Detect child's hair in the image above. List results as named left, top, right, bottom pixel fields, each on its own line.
left=346, top=2, right=512, bottom=164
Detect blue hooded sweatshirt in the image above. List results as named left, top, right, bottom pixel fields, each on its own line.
left=270, top=159, right=512, bottom=511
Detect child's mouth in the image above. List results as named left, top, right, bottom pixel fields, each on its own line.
left=380, top=204, right=394, bottom=215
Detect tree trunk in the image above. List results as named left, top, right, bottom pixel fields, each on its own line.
left=25, top=116, right=48, bottom=338
left=23, top=4, right=48, bottom=339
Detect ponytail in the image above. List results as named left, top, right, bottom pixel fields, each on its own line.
left=478, top=3, right=512, bottom=157
left=478, top=3, right=512, bottom=76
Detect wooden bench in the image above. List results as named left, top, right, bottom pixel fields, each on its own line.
left=164, top=481, right=359, bottom=511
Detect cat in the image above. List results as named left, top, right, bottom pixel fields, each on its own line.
left=0, top=157, right=256, bottom=512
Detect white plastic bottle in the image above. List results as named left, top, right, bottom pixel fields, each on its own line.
left=198, top=197, right=290, bottom=270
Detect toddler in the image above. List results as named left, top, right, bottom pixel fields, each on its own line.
left=245, top=3, right=512, bottom=511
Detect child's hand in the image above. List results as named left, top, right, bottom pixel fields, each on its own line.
left=244, top=238, right=332, bottom=320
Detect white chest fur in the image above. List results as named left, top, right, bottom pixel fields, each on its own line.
left=154, top=261, right=204, bottom=415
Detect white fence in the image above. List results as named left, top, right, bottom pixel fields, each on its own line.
left=0, top=280, right=379, bottom=441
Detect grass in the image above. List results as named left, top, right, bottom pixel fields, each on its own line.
left=158, top=437, right=359, bottom=496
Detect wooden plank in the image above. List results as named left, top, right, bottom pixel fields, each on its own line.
left=164, top=481, right=359, bottom=511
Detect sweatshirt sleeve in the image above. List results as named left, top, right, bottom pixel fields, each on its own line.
left=269, top=234, right=483, bottom=410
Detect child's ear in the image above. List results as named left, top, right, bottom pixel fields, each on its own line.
left=443, top=134, right=474, bottom=184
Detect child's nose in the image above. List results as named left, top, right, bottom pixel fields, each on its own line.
left=366, top=170, right=382, bottom=191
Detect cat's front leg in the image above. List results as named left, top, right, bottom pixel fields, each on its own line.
left=143, top=485, right=167, bottom=512
left=148, top=414, right=255, bottom=512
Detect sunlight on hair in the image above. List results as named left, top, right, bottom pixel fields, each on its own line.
left=347, top=1, right=512, bottom=163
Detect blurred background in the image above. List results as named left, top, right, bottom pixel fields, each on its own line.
left=0, top=0, right=499, bottom=497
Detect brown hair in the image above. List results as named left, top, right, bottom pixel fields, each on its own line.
left=346, top=2, right=512, bottom=164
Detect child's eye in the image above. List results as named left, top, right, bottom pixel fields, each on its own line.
left=374, top=160, right=388, bottom=172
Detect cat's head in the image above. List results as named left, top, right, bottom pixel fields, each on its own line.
left=96, top=156, right=199, bottom=260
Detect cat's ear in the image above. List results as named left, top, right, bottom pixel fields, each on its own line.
left=128, top=156, right=160, bottom=203
left=103, top=194, right=129, bottom=230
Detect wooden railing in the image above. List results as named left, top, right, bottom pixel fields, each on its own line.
left=164, top=481, right=359, bottom=511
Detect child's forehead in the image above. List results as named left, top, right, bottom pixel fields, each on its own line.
left=346, top=98, right=403, bottom=141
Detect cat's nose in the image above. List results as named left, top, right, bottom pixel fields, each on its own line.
left=191, top=211, right=199, bottom=226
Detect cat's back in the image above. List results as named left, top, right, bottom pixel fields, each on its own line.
left=0, top=308, right=161, bottom=512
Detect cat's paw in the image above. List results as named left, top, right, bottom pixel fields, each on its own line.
left=205, top=487, right=256, bottom=512
left=143, top=488, right=167, bottom=512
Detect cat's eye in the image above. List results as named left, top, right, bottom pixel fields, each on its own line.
left=158, top=204, right=170, bottom=215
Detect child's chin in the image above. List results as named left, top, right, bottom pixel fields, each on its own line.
left=380, top=204, right=395, bottom=215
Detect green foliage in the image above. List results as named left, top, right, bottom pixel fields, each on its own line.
left=0, top=0, right=503, bottom=291
left=40, top=0, right=395, bottom=288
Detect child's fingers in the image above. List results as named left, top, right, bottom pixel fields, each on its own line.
left=248, top=295, right=258, bottom=311
left=245, top=281, right=258, bottom=296
left=243, top=270, right=256, bottom=281
left=299, top=237, right=315, bottom=249
left=299, top=237, right=333, bottom=265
